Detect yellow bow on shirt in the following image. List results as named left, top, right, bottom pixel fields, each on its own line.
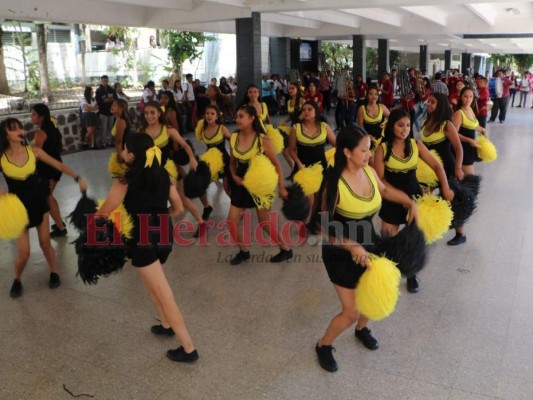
left=145, top=146, right=162, bottom=168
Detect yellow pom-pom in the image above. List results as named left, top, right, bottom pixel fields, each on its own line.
left=476, top=135, right=497, bottom=163
left=325, top=147, right=336, bottom=167
left=278, top=124, right=291, bottom=136
left=164, top=159, right=179, bottom=186
left=414, top=194, right=453, bottom=244
left=293, top=163, right=324, bottom=196
left=243, top=154, right=278, bottom=209
left=416, top=149, right=443, bottom=188
left=356, top=254, right=401, bottom=321
left=0, top=193, right=29, bottom=239
left=97, top=201, right=134, bottom=239
left=264, top=124, right=285, bottom=155
left=195, top=119, right=205, bottom=141
left=108, top=153, right=128, bottom=179
left=200, top=147, right=224, bottom=181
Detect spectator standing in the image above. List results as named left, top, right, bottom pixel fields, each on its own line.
left=517, top=72, right=530, bottom=108
left=380, top=71, right=394, bottom=109
left=476, top=77, right=490, bottom=128
left=430, top=73, right=449, bottom=95
left=157, top=79, right=170, bottom=101
left=489, top=70, right=513, bottom=123
left=95, top=75, right=117, bottom=147
left=319, top=71, right=332, bottom=113
left=183, top=74, right=196, bottom=131
left=80, top=86, right=99, bottom=149
left=114, top=82, right=130, bottom=101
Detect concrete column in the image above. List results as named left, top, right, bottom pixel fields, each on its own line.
left=461, top=52, right=471, bottom=75
left=378, top=39, right=389, bottom=73
left=444, top=50, right=452, bottom=71
left=419, top=45, right=428, bottom=72
left=236, top=12, right=262, bottom=94
left=269, top=37, right=291, bottom=77
left=473, top=55, right=482, bottom=75
left=353, top=35, right=366, bottom=83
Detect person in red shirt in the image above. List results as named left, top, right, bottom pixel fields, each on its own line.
left=476, top=77, right=490, bottom=128
left=318, top=71, right=331, bottom=113
left=380, top=71, right=394, bottom=109
left=304, top=81, right=324, bottom=112
left=449, top=80, right=465, bottom=111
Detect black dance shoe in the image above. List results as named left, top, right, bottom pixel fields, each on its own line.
left=355, top=327, right=379, bottom=350
left=315, top=342, right=338, bottom=372
left=447, top=233, right=466, bottom=246
left=48, top=273, right=61, bottom=289
left=406, top=276, right=420, bottom=293
left=230, top=250, right=250, bottom=265
left=10, top=280, right=23, bottom=298
left=201, top=206, right=213, bottom=221
left=166, top=346, right=199, bottom=363
left=270, top=249, right=293, bottom=263
left=151, top=324, right=175, bottom=336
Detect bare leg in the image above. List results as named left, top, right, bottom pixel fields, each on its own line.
left=227, top=205, right=246, bottom=251
left=319, top=284, right=360, bottom=346
left=177, top=180, right=203, bottom=223
left=381, top=222, right=399, bottom=237
left=257, top=208, right=289, bottom=251
left=14, top=230, right=31, bottom=279
left=138, top=260, right=196, bottom=352
left=36, top=213, right=57, bottom=273
left=47, top=180, right=65, bottom=230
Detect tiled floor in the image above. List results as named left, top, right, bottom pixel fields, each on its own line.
left=1, top=107, right=533, bottom=399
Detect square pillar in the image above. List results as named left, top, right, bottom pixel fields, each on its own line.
left=378, top=39, right=389, bottom=74
left=353, top=35, right=366, bottom=83
left=419, top=45, right=428, bottom=72
left=444, top=50, right=452, bottom=72
left=269, top=37, right=290, bottom=77
left=461, top=52, right=471, bottom=75
left=236, top=12, right=262, bottom=94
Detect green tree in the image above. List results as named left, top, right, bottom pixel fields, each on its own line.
left=160, top=30, right=214, bottom=78
left=36, top=23, right=51, bottom=102
left=512, top=54, right=533, bottom=73
left=321, top=42, right=352, bottom=71
left=490, top=53, right=513, bottom=69
left=102, top=26, right=140, bottom=85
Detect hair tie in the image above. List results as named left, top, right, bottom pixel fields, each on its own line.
left=145, top=146, right=162, bottom=168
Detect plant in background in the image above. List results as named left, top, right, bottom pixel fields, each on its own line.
left=160, top=30, right=215, bottom=78
left=321, top=42, right=353, bottom=72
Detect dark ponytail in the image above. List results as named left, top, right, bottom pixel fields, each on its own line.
left=382, top=108, right=412, bottom=162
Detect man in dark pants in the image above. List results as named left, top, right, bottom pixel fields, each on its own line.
left=489, top=70, right=513, bottom=124
left=95, top=75, right=117, bottom=147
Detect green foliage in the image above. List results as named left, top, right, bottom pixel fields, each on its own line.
left=366, top=48, right=378, bottom=74
left=321, top=42, right=352, bottom=71
left=161, top=30, right=215, bottom=73
left=490, top=53, right=513, bottom=69
left=137, top=60, right=156, bottom=85
left=512, top=54, right=533, bottom=73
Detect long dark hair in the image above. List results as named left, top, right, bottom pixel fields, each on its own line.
left=310, top=126, right=369, bottom=232
left=382, top=108, right=412, bottom=162
left=238, top=84, right=262, bottom=108
left=31, top=103, right=54, bottom=130
left=124, top=133, right=170, bottom=196
left=364, top=85, right=381, bottom=106
left=204, top=104, right=223, bottom=126
left=457, top=87, right=474, bottom=110
left=160, top=90, right=179, bottom=114
left=141, top=100, right=167, bottom=130
left=83, top=86, right=93, bottom=104
left=0, top=118, right=24, bottom=154
left=113, top=99, right=133, bottom=129
left=301, top=100, right=325, bottom=130
left=422, top=92, right=452, bottom=134
left=236, top=105, right=265, bottom=154
left=289, top=81, right=304, bottom=124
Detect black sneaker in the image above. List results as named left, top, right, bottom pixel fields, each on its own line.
left=201, top=206, right=213, bottom=221
left=51, top=221, right=66, bottom=231
left=48, top=273, right=61, bottom=289
left=447, top=233, right=466, bottom=246
left=50, top=228, right=67, bottom=238
left=151, top=324, right=175, bottom=336
left=406, top=276, right=420, bottom=293
left=10, top=280, right=23, bottom=298
left=166, top=346, right=199, bottom=363
left=315, top=342, right=338, bottom=372
left=270, top=249, right=293, bottom=263
left=355, top=327, right=379, bottom=350
left=230, top=250, right=250, bottom=265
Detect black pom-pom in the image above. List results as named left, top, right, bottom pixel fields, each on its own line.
left=173, top=139, right=196, bottom=166
left=378, top=223, right=427, bottom=277
left=73, top=218, right=127, bottom=285
left=184, top=161, right=211, bottom=198
left=67, top=193, right=98, bottom=232
left=449, top=177, right=479, bottom=226
left=282, top=184, right=310, bottom=222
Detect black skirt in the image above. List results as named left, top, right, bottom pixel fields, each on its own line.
left=379, top=170, right=421, bottom=225
left=459, top=127, right=476, bottom=166
left=426, top=140, right=456, bottom=178
left=229, top=161, right=256, bottom=209
left=6, top=175, right=50, bottom=228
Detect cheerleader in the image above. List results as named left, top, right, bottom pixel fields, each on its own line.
left=98, top=133, right=198, bottom=363
left=0, top=118, right=87, bottom=298
left=279, top=82, right=305, bottom=174
left=196, top=104, right=231, bottom=196
left=312, top=126, right=417, bottom=372
left=288, top=101, right=336, bottom=218
left=110, top=99, right=132, bottom=160
left=374, top=109, right=454, bottom=292
left=356, top=86, right=390, bottom=141
left=450, top=87, right=487, bottom=245
left=31, top=103, right=67, bottom=237
left=142, top=101, right=208, bottom=237
left=420, top=93, right=464, bottom=182
left=227, top=105, right=293, bottom=265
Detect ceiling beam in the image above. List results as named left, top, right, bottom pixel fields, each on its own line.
left=464, top=3, right=496, bottom=26
left=401, top=6, right=448, bottom=26
left=97, top=0, right=194, bottom=11
left=261, top=13, right=322, bottom=29
left=341, top=8, right=403, bottom=27
left=282, top=10, right=361, bottom=28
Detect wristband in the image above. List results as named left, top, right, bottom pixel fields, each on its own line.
left=74, top=175, right=81, bottom=183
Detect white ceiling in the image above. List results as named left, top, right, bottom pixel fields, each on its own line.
left=2, top=0, right=533, bottom=54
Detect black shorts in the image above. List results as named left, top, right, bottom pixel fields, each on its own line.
left=81, top=112, right=98, bottom=128
left=322, top=245, right=366, bottom=289
left=129, top=244, right=172, bottom=267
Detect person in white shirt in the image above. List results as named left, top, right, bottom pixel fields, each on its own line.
left=517, top=72, right=531, bottom=108
left=183, top=74, right=196, bottom=131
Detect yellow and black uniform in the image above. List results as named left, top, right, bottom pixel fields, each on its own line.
left=123, top=170, right=173, bottom=267
left=198, top=121, right=230, bottom=177
left=362, top=104, right=385, bottom=139
left=457, top=108, right=479, bottom=166
left=111, top=118, right=130, bottom=150
left=322, top=166, right=382, bottom=289
left=379, top=139, right=422, bottom=225
left=229, top=132, right=264, bottom=208
left=1, top=146, right=49, bottom=227
left=36, top=123, right=63, bottom=182
left=421, top=121, right=455, bottom=178
left=294, top=122, right=329, bottom=169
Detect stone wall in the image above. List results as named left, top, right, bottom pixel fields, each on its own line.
left=12, top=102, right=142, bottom=155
